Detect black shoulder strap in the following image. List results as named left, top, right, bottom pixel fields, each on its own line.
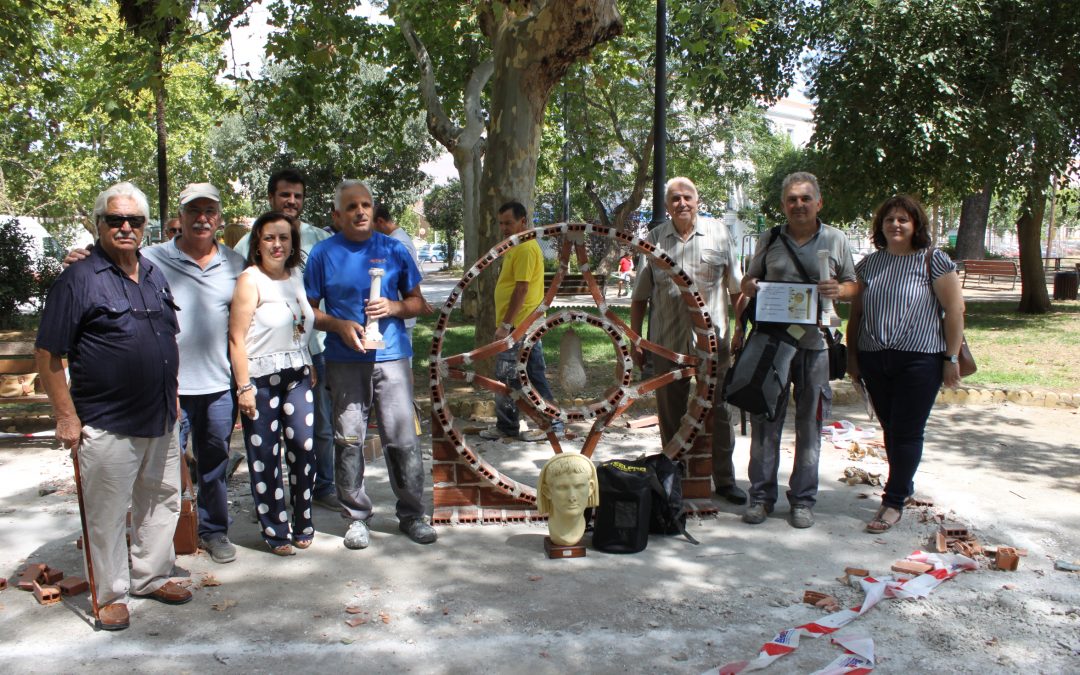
left=776, top=233, right=814, bottom=283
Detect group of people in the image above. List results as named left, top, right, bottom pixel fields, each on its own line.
left=33, top=166, right=964, bottom=632
left=35, top=171, right=435, bottom=631
left=632, top=173, right=965, bottom=533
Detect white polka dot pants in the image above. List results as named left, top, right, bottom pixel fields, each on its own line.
left=241, top=366, right=316, bottom=547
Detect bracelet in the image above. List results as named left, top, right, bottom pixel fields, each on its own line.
left=500, top=322, right=514, bottom=331
left=237, top=383, right=255, bottom=395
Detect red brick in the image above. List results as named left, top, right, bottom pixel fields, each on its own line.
left=57, top=576, right=89, bottom=596
left=0, top=577, right=7, bottom=591
left=33, top=580, right=60, bottom=606
left=454, top=464, right=485, bottom=486
left=431, top=462, right=457, bottom=484
left=686, top=455, right=713, bottom=480
left=16, top=564, right=46, bottom=591
left=433, top=486, right=479, bottom=508
left=681, top=477, right=712, bottom=499
left=43, top=566, right=64, bottom=584
left=996, top=546, right=1020, bottom=571
left=431, top=439, right=460, bottom=462
left=478, top=487, right=534, bottom=508
left=691, top=433, right=712, bottom=454
left=891, top=561, right=934, bottom=576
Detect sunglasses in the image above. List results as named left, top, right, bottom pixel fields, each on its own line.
left=102, top=215, right=147, bottom=228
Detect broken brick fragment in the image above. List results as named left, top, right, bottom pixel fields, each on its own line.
left=803, top=590, right=829, bottom=605
left=57, top=576, right=89, bottom=596
left=934, top=531, right=948, bottom=553
left=43, top=566, right=64, bottom=584
left=892, top=561, right=934, bottom=576
left=16, top=564, right=46, bottom=591
left=0, top=577, right=7, bottom=591
left=844, top=567, right=869, bottom=578
left=33, top=580, right=61, bottom=606
left=996, top=546, right=1020, bottom=571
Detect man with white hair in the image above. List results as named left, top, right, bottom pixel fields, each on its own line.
left=304, top=179, right=436, bottom=549
left=37, top=182, right=191, bottom=631
left=630, top=177, right=746, bottom=505
left=64, top=182, right=246, bottom=563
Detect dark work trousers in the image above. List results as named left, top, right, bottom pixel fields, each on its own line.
left=179, top=389, right=236, bottom=539
left=241, top=366, right=316, bottom=547
left=326, top=358, right=425, bottom=522
left=857, top=349, right=944, bottom=510
left=493, top=339, right=564, bottom=436
left=654, top=340, right=737, bottom=489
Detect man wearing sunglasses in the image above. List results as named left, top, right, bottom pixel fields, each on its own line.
left=65, top=182, right=246, bottom=564
left=37, top=182, right=190, bottom=630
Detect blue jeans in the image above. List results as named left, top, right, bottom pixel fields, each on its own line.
left=494, top=339, right=563, bottom=436
left=311, top=352, right=335, bottom=498
left=857, top=349, right=943, bottom=509
left=179, top=389, right=236, bottom=538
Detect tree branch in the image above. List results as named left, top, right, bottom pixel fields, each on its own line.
left=399, top=18, right=464, bottom=150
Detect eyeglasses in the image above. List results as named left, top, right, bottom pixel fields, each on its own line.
left=166, top=228, right=182, bottom=236
left=182, top=205, right=221, bottom=218
left=101, top=215, right=147, bottom=228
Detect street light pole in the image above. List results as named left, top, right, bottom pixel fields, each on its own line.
left=650, top=0, right=667, bottom=228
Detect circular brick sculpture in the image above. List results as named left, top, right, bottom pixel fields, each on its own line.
left=429, top=222, right=718, bottom=507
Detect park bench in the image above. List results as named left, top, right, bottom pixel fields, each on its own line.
left=544, top=272, right=609, bottom=298
left=0, top=342, right=49, bottom=404
left=960, top=260, right=1019, bottom=290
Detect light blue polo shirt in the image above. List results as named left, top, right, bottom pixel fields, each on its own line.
left=142, top=240, right=246, bottom=394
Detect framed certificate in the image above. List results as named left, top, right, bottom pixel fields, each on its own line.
left=755, top=282, right=818, bottom=324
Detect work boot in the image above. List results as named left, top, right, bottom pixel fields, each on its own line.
left=790, top=504, right=815, bottom=529
left=399, top=518, right=438, bottom=545
left=344, top=519, right=371, bottom=550
left=742, top=502, right=772, bottom=525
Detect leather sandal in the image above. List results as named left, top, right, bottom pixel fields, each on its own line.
left=292, top=536, right=314, bottom=550
left=269, top=543, right=295, bottom=556
left=865, top=505, right=902, bottom=533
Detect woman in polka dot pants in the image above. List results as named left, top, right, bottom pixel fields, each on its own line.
left=228, top=212, right=317, bottom=555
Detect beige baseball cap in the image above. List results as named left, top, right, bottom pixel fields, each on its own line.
left=178, top=182, right=221, bottom=205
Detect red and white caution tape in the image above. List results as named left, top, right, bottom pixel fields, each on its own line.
left=704, top=552, right=977, bottom=674
left=0, top=429, right=55, bottom=440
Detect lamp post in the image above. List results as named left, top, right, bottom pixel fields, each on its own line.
left=650, top=0, right=667, bottom=228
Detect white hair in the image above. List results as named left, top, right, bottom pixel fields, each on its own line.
left=93, top=182, right=150, bottom=221
left=664, top=176, right=699, bottom=202
left=333, top=179, right=374, bottom=210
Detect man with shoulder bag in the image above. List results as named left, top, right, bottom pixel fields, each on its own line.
left=737, top=173, right=857, bottom=529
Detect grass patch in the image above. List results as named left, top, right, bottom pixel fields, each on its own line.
left=963, top=300, right=1080, bottom=390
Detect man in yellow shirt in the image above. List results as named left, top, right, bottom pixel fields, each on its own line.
left=480, top=201, right=565, bottom=442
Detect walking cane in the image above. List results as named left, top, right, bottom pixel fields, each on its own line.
left=71, top=446, right=101, bottom=625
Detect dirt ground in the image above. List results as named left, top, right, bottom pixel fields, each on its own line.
left=1, top=394, right=1078, bottom=674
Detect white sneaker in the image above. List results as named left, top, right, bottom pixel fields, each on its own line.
left=343, top=519, right=370, bottom=550
left=478, top=427, right=506, bottom=440
left=519, top=428, right=548, bottom=442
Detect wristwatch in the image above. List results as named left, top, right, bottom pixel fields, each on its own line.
left=944, top=354, right=959, bottom=364
left=237, top=382, right=255, bottom=395
left=500, top=322, right=514, bottom=331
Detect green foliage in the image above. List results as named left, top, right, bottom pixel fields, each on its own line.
left=423, top=181, right=464, bottom=261
left=0, top=218, right=37, bottom=326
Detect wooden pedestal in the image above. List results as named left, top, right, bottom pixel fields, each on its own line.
left=544, top=536, right=586, bottom=559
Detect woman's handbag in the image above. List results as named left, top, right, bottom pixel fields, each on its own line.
left=173, top=460, right=199, bottom=555
left=926, top=249, right=976, bottom=377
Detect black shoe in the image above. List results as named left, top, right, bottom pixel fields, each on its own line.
left=715, top=484, right=748, bottom=505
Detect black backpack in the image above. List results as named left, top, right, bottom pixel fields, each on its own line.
left=592, top=455, right=699, bottom=554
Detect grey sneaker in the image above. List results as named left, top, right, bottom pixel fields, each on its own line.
left=478, top=427, right=508, bottom=441
left=313, top=492, right=342, bottom=510
left=399, top=518, right=437, bottom=544
left=343, top=519, right=371, bottom=550
left=790, top=504, right=815, bottom=529
left=742, top=502, right=772, bottom=525
left=199, top=534, right=237, bottom=563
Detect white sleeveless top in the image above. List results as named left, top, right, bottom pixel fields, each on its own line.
left=243, top=266, right=314, bottom=379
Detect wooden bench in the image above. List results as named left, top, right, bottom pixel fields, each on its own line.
left=543, top=272, right=609, bottom=298
left=960, top=260, right=1019, bottom=290
left=0, top=342, right=49, bottom=404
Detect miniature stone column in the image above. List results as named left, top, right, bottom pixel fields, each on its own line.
left=364, top=267, right=386, bottom=350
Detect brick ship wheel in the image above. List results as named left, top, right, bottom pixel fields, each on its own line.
left=429, top=222, right=720, bottom=525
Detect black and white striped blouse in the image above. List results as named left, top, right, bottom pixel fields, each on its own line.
left=855, top=248, right=956, bottom=353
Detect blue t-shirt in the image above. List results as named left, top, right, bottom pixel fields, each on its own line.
left=35, top=245, right=180, bottom=437
left=304, top=232, right=422, bottom=363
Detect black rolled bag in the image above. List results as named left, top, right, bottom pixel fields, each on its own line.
left=721, top=322, right=798, bottom=422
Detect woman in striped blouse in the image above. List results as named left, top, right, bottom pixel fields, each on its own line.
left=846, top=195, right=965, bottom=533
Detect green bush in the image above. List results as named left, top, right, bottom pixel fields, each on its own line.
left=0, top=218, right=37, bottom=328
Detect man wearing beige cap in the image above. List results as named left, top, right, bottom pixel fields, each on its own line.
left=66, top=182, right=246, bottom=563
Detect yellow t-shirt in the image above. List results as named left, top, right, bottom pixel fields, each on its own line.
left=494, top=239, right=544, bottom=328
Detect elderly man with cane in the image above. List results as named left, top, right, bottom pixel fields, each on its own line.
left=36, top=182, right=191, bottom=631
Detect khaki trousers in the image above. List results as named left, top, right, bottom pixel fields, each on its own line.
left=78, top=425, right=181, bottom=606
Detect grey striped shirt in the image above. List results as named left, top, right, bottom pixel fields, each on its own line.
left=855, top=248, right=956, bottom=353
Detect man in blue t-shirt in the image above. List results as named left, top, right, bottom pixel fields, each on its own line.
left=304, top=179, right=436, bottom=549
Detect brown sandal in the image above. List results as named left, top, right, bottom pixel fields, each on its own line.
left=293, top=536, right=314, bottom=550
left=269, top=543, right=295, bottom=556
left=865, top=506, right=902, bottom=533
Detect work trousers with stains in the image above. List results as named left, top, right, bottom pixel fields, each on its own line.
left=326, top=358, right=425, bottom=522
left=748, top=347, right=830, bottom=508
left=857, top=349, right=943, bottom=510
left=240, top=366, right=315, bottom=547
left=493, top=339, right=563, bottom=436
